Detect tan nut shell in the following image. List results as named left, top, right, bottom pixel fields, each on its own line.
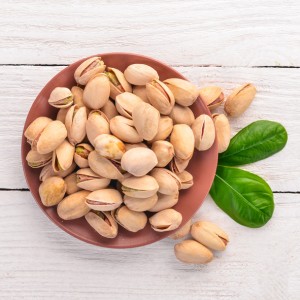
left=52, top=140, right=75, bottom=172
left=56, top=108, right=69, bottom=123
left=149, top=208, right=182, bottom=232
left=212, top=113, right=231, bottom=153
left=169, top=104, right=195, bottom=126
left=177, top=171, right=194, bottom=190
left=169, top=220, right=192, bottom=240
left=48, top=87, right=73, bottom=108
left=124, top=194, right=158, bottom=212
left=74, top=143, right=93, bottom=168
left=71, top=86, right=85, bottom=107
left=101, top=100, right=118, bottom=120
left=169, top=156, right=190, bottom=174
left=148, top=193, right=179, bottom=212
left=64, top=172, right=82, bottom=195
left=124, top=64, right=159, bottom=85
left=26, top=150, right=52, bottom=168
left=39, top=162, right=76, bottom=181
left=124, top=143, right=148, bottom=151
left=151, top=141, right=174, bottom=167
left=39, top=176, right=66, bottom=206
left=115, top=92, right=143, bottom=119
left=150, top=116, right=173, bottom=143
left=132, top=85, right=149, bottom=103
left=76, top=168, right=111, bottom=191
left=198, top=86, right=224, bottom=110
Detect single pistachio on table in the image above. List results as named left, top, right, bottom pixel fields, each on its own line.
left=76, top=168, right=111, bottom=191
left=26, top=150, right=52, bottom=168
left=48, top=87, right=73, bottom=109
left=132, top=85, right=149, bottom=103
left=74, top=143, right=93, bottom=168
left=124, top=142, right=148, bottom=151
left=52, top=139, right=75, bottom=172
left=151, top=140, right=174, bottom=167
left=148, top=193, right=179, bottom=212
left=169, top=219, right=192, bottom=240
left=169, top=156, right=190, bottom=174
left=169, top=104, right=195, bottom=126
left=64, top=172, right=82, bottom=195
left=149, top=116, right=173, bottom=143
left=101, top=100, right=118, bottom=120
left=149, top=208, right=182, bottom=232
left=177, top=170, right=193, bottom=190
left=212, top=113, right=231, bottom=153
left=71, top=86, right=85, bottom=107
left=124, top=64, right=159, bottom=85
left=124, top=193, right=158, bottom=212
left=198, top=86, right=224, bottom=110
left=115, top=92, right=143, bottom=119
left=39, top=162, right=77, bottom=181
left=56, top=108, right=69, bottom=123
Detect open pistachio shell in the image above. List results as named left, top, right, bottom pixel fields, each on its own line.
left=52, top=140, right=75, bottom=172
left=124, top=64, right=159, bottom=85
left=132, top=85, right=149, bottom=103
left=115, top=92, right=143, bottom=119
left=74, top=143, right=93, bottom=168
left=150, top=116, right=173, bottom=143
left=170, top=156, right=190, bottom=174
left=26, top=150, right=52, bottom=168
left=212, top=113, right=231, bottom=153
left=76, top=168, right=111, bottom=191
left=48, top=87, right=73, bottom=108
left=64, top=172, right=82, bottom=195
left=148, top=193, right=179, bottom=212
left=71, top=86, right=85, bottom=107
left=169, top=219, right=192, bottom=240
left=169, top=104, right=195, bottom=126
left=198, top=86, right=224, bottom=110
left=149, top=208, right=182, bottom=232
left=56, top=108, right=69, bottom=123
left=177, top=171, right=193, bottom=189
left=124, top=194, right=158, bottom=212
left=151, top=140, right=174, bottom=167
left=39, top=162, right=77, bottom=181
left=101, top=100, right=118, bottom=120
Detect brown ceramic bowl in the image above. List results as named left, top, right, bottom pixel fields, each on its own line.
left=21, top=53, right=218, bottom=248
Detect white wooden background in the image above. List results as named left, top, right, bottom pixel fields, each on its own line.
left=0, top=1, right=300, bottom=299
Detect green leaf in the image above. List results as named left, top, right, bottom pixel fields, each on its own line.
left=210, top=165, right=274, bottom=228
left=218, top=120, right=287, bottom=166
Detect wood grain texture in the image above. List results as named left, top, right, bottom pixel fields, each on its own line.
left=1, top=0, right=300, bottom=66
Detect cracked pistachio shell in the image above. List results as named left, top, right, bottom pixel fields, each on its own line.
left=224, top=83, right=256, bottom=117
left=132, top=85, right=149, bottom=103
left=85, top=211, right=118, bottom=239
left=191, top=221, right=229, bottom=251
left=169, top=104, right=195, bottom=126
left=64, top=172, right=81, bottom=195
left=132, top=102, right=160, bottom=141
left=88, top=150, right=123, bottom=180
left=124, top=143, right=147, bottom=151
left=151, top=141, right=174, bottom=168
left=124, top=193, right=158, bottom=212
left=74, top=143, right=93, bottom=168
left=169, top=220, right=192, bottom=240
left=146, top=79, right=175, bottom=115
left=148, top=193, right=179, bottom=212
left=150, top=116, right=173, bottom=143
left=115, top=92, right=143, bottom=119
left=149, top=208, right=182, bottom=232
left=212, top=113, right=231, bottom=153
left=74, top=57, right=106, bottom=85
left=52, top=140, right=75, bottom=172
left=26, top=150, right=52, bottom=168
left=121, top=147, right=158, bottom=177
left=77, top=168, right=110, bottom=191
left=177, top=171, right=193, bottom=190
left=124, top=64, right=159, bottom=85
left=36, top=120, right=67, bottom=155
left=56, top=108, right=69, bottom=123
left=192, top=114, right=215, bottom=151
left=39, top=176, right=66, bottom=207
left=94, top=134, right=126, bottom=160
left=57, top=190, right=90, bottom=220
left=48, top=87, right=73, bottom=108
left=199, top=86, right=224, bottom=110
left=110, top=116, right=143, bottom=143
left=169, top=156, right=190, bottom=174
left=71, top=86, right=85, bottom=107
left=113, top=206, right=147, bottom=232
left=86, top=110, right=110, bottom=146
left=122, top=175, right=159, bottom=198
left=101, top=100, right=118, bottom=120
left=83, top=73, right=110, bottom=110
left=170, top=124, right=195, bottom=160
left=39, top=162, right=76, bottom=181
left=174, top=240, right=213, bottom=264
left=85, top=189, right=122, bottom=211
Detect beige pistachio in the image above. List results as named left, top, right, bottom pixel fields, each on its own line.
left=57, top=190, right=90, bottom=220
left=174, top=240, right=213, bottom=264
left=169, top=156, right=190, bottom=174
left=124, top=143, right=147, bottom=151
left=101, top=100, right=118, bottom=120
left=85, top=210, right=118, bottom=239
left=74, top=143, right=93, bottom=168
left=26, top=150, right=52, bottom=168
left=124, top=64, right=159, bottom=85
left=48, top=87, right=73, bottom=108
left=39, top=162, right=77, bottom=181
left=71, top=86, right=85, bottom=107
left=149, top=208, right=182, bottom=232
left=192, top=114, right=215, bottom=151
left=148, top=193, right=179, bottom=212
left=224, top=83, right=257, bottom=117
left=177, top=171, right=193, bottom=190
left=56, top=108, right=69, bottom=123
left=199, top=86, right=224, bottom=110
left=164, top=78, right=198, bottom=106
left=64, top=172, right=82, bottom=195
left=52, top=140, right=75, bottom=172
left=76, top=168, right=110, bottom=191
left=212, top=113, right=231, bottom=153
left=132, top=85, right=149, bottom=103
left=115, top=92, right=143, bottom=119
left=150, top=116, right=173, bottom=142
left=169, top=104, right=195, bottom=126
left=169, top=220, right=192, bottom=240
left=74, top=57, right=106, bottom=85
left=191, top=221, right=229, bottom=251
left=151, top=141, right=174, bottom=167
left=124, top=194, right=158, bottom=212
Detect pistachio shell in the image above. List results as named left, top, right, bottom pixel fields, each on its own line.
left=169, top=220, right=192, bottom=240
left=71, top=86, right=85, bottom=107
left=148, top=193, right=179, bottom=212
left=124, top=143, right=148, bottom=151
left=48, top=87, right=73, bottom=108
left=150, top=116, right=173, bottom=143
left=169, top=156, right=190, bottom=174
left=169, top=104, right=195, bottom=126
left=56, top=108, right=69, bottom=123
left=101, top=100, right=118, bottom=120
left=149, top=208, right=182, bottom=232
left=124, top=194, right=158, bottom=212
left=124, top=64, right=159, bottom=85
left=64, top=172, right=82, bottom=195
left=55, top=162, right=77, bottom=178
left=212, top=113, right=231, bottom=153
left=26, top=150, right=52, bottom=168
left=39, top=162, right=77, bottom=181
left=115, top=92, right=143, bottom=119
left=198, top=86, right=224, bottom=110
left=132, top=85, right=149, bottom=103
left=177, top=171, right=193, bottom=189
left=74, top=143, right=93, bottom=168
left=76, top=168, right=111, bottom=191
left=151, top=141, right=174, bottom=167
left=52, top=140, right=75, bottom=172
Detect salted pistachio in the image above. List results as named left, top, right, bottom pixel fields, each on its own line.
left=225, top=83, right=256, bottom=117
left=122, top=175, right=159, bottom=198
left=148, top=193, right=179, bottom=212
left=150, top=116, right=173, bottom=143
left=124, top=142, right=147, bottom=151
left=110, top=116, right=143, bottom=143
left=85, top=210, right=118, bottom=239
left=124, top=64, right=159, bottom=85
left=115, top=92, right=143, bottom=119
left=174, top=240, right=213, bottom=264
left=74, top=57, right=106, bottom=85
left=192, top=114, right=215, bottom=151
left=57, top=190, right=90, bottom=220
left=132, top=85, right=149, bottom=103
left=64, top=172, right=82, bottom=195
left=113, top=206, right=147, bottom=232
left=101, top=100, right=118, bottom=120
left=56, top=108, right=69, bottom=123
left=169, top=220, right=192, bottom=240
left=169, top=156, right=190, bottom=174
left=48, top=87, right=73, bottom=108
left=191, top=221, right=229, bottom=251
left=52, top=140, right=75, bottom=172
left=177, top=171, right=193, bottom=190
left=39, top=162, right=76, bottom=181
left=74, top=143, right=93, bottom=168
left=76, top=168, right=110, bottom=191
left=150, top=168, right=181, bottom=195
left=199, top=86, right=224, bottom=110
left=83, top=73, right=110, bottom=110
left=105, top=67, right=132, bottom=100
left=212, top=113, right=231, bottom=153
left=71, top=86, right=85, bottom=107
left=151, top=141, right=174, bottom=167
left=39, top=176, right=66, bottom=207
left=146, top=79, right=175, bottom=115
left=169, top=104, right=195, bottom=126
left=164, top=78, right=198, bottom=106
left=124, top=194, right=158, bottom=212
left=86, top=110, right=110, bottom=146
left=121, top=147, right=157, bottom=177
left=85, top=189, right=123, bottom=211
left=88, top=150, right=123, bottom=180
left=170, top=124, right=195, bottom=160
left=149, top=208, right=182, bottom=232
left=26, top=150, right=52, bottom=168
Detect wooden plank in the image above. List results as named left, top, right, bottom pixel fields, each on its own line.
left=0, top=191, right=299, bottom=299
left=1, top=0, right=300, bottom=66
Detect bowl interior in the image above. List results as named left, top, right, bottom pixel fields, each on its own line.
left=21, top=53, right=218, bottom=248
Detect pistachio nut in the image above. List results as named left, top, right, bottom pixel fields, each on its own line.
left=48, top=87, right=73, bottom=108
left=52, top=140, right=75, bottom=172
left=191, top=221, right=229, bottom=251
left=121, top=147, right=157, bottom=177
left=177, top=171, right=193, bottom=190
left=164, top=78, right=198, bottom=106
left=198, top=86, right=224, bottom=110
left=110, top=116, right=143, bottom=143
left=39, top=162, right=77, bottom=181
left=212, top=113, right=231, bottom=153
left=169, top=219, right=192, bottom=240
left=71, top=86, right=85, bottom=107
left=174, top=240, right=213, bottom=264
left=150, top=116, right=173, bottom=143
left=74, top=56, right=106, bottom=85
left=39, top=176, right=66, bottom=207
left=224, top=83, right=256, bottom=117
left=115, top=92, right=143, bottom=119
left=76, top=168, right=110, bottom=191
left=124, top=142, right=147, bottom=151
left=192, top=114, right=215, bottom=151
left=132, top=102, right=160, bottom=141
left=149, top=208, right=182, bottom=232
left=113, top=206, right=147, bottom=232
left=57, top=190, right=90, bottom=220
left=132, top=85, right=149, bottom=103
left=26, top=150, right=52, bottom=168
left=74, top=143, right=93, bottom=168
left=64, top=172, right=82, bottom=195
left=56, top=108, right=69, bottom=123
left=146, top=79, right=175, bottom=115
left=169, top=104, right=195, bottom=126
left=151, top=141, right=174, bottom=167
left=148, top=193, right=179, bottom=212
left=124, top=64, right=159, bottom=85
left=101, top=100, right=118, bottom=120
left=55, top=162, right=76, bottom=178
left=85, top=210, right=118, bottom=239
left=169, top=156, right=190, bottom=174
left=105, top=67, right=132, bottom=100
left=122, top=175, right=159, bottom=198
left=83, top=73, right=110, bottom=110
left=170, top=124, right=195, bottom=160
left=124, top=193, right=158, bottom=212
